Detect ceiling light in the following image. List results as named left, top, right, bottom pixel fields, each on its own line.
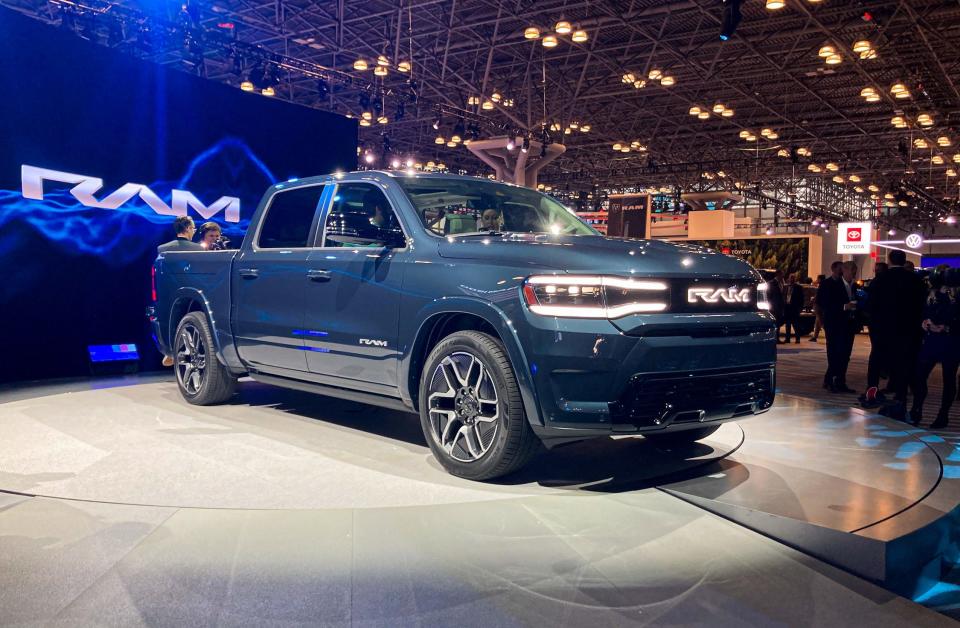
left=572, top=30, right=589, bottom=43
left=563, top=127, right=572, bottom=135
left=825, top=162, right=839, bottom=171
left=818, top=44, right=836, bottom=58
left=852, top=40, right=872, bottom=53
left=854, top=186, right=864, bottom=193
left=359, top=118, right=371, bottom=126
left=868, top=184, right=879, bottom=192
left=860, top=87, right=876, bottom=98
left=542, top=34, right=559, bottom=48
left=373, top=66, right=388, bottom=77
left=482, top=100, right=494, bottom=110
left=620, top=147, right=630, bottom=153
left=766, top=0, right=785, bottom=9
left=932, top=155, right=945, bottom=165
left=660, top=75, right=675, bottom=86
left=569, top=120, right=579, bottom=129
left=689, top=105, right=702, bottom=116
left=397, top=61, right=411, bottom=73
left=648, top=69, right=663, bottom=80
left=884, top=193, right=894, bottom=199
left=261, top=86, right=275, bottom=97
left=698, top=111, right=710, bottom=120
left=377, top=55, right=390, bottom=67
left=353, top=59, right=368, bottom=71
left=580, top=124, right=591, bottom=132
left=612, top=143, right=622, bottom=151
left=524, top=26, right=541, bottom=39
left=446, top=140, right=457, bottom=148
left=491, top=92, right=502, bottom=103
left=938, top=136, right=951, bottom=147
left=797, top=147, right=811, bottom=156
left=361, top=111, right=372, bottom=121
left=917, top=113, right=934, bottom=127
left=860, top=49, right=877, bottom=60
left=240, top=80, right=254, bottom=92
left=377, top=115, right=388, bottom=124
left=891, top=115, right=906, bottom=127
left=739, top=130, right=751, bottom=139
left=954, top=153, right=960, bottom=163
left=435, top=136, right=445, bottom=145
left=746, top=134, right=757, bottom=141
left=549, top=122, right=561, bottom=131
left=467, top=95, right=480, bottom=105
left=825, top=53, right=843, bottom=65
left=849, top=174, right=861, bottom=182
left=713, top=103, right=725, bottom=114
left=808, top=164, right=822, bottom=172
left=633, top=80, right=646, bottom=89
left=555, top=21, right=572, bottom=34
left=622, top=73, right=636, bottom=84
left=777, top=149, right=789, bottom=157
left=890, top=82, right=907, bottom=94
left=832, top=175, right=844, bottom=183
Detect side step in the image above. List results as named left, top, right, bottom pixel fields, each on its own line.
left=249, top=372, right=416, bottom=414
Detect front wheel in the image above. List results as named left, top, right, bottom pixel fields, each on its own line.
left=419, top=331, right=540, bottom=481
left=173, top=311, right=236, bottom=405
left=644, top=425, right=720, bottom=447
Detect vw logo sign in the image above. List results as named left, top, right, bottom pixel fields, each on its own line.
left=905, top=233, right=924, bottom=249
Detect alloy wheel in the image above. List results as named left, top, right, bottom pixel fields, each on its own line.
left=176, top=323, right=207, bottom=395
left=426, top=351, right=500, bottom=462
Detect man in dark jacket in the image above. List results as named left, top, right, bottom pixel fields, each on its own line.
left=867, top=249, right=927, bottom=420
left=158, top=216, right=203, bottom=252
left=782, top=273, right=804, bottom=343
left=816, top=261, right=859, bottom=393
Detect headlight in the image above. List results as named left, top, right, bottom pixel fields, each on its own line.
left=756, top=282, right=771, bottom=311
left=522, top=275, right=668, bottom=318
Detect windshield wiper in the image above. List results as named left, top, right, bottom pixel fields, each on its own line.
left=450, top=230, right=506, bottom=237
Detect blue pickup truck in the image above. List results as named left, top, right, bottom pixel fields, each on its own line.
left=150, top=171, right=776, bottom=480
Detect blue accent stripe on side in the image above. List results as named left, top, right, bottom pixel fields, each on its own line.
left=292, top=329, right=330, bottom=337
left=299, top=346, right=331, bottom=353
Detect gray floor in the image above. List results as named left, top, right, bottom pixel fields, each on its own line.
left=0, top=378, right=952, bottom=626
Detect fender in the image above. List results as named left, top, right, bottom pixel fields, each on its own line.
left=169, top=287, right=243, bottom=372
left=401, top=296, right=545, bottom=427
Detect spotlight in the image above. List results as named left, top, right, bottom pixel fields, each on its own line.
left=363, top=151, right=375, bottom=164
left=432, top=116, right=441, bottom=130
left=888, top=228, right=896, bottom=236
left=390, top=158, right=401, bottom=169
left=507, top=137, right=516, bottom=151
left=719, top=0, right=743, bottom=41
left=240, top=80, right=254, bottom=92
left=521, top=137, right=530, bottom=154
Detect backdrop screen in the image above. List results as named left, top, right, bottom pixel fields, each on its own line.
left=0, top=12, right=357, bottom=382
left=686, top=238, right=811, bottom=279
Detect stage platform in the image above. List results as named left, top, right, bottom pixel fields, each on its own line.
left=0, top=377, right=956, bottom=625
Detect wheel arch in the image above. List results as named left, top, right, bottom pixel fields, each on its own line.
left=403, top=300, right=543, bottom=427
left=168, top=288, right=228, bottom=365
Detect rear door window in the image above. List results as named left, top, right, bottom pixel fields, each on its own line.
left=257, top=185, right=326, bottom=249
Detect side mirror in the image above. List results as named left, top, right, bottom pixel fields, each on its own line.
left=325, top=212, right=405, bottom=247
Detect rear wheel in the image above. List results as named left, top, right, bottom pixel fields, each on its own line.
left=174, top=311, right=236, bottom=405
left=419, top=331, right=540, bottom=480
left=644, top=425, right=720, bottom=447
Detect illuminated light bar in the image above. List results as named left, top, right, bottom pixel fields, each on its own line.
left=88, top=344, right=140, bottom=363
left=526, top=275, right=668, bottom=291
left=523, top=275, right=668, bottom=319
left=756, top=282, right=771, bottom=311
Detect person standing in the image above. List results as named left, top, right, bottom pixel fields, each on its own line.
left=769, top=270, right=786, bottom=343
left=862, top=263, right=891, bottom=407
left=782, top=273, right=804, bottom=344
left=158, top=216, right=203, bottom=252
left=910, top=268, right=960, bottom=429
left=809, top=273, right=828, bottom=342
left=816, top=261, right=859, bottom=393
left=867, top=249, right=927, bottom=420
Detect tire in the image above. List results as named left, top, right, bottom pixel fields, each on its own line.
left=418, top=331, right=540, bottom=480
left=173, top=311, right=236, bottom=405
left=644, top=425, right=720, bottom=447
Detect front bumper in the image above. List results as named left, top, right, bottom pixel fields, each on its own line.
left=519, top=310, right=777, bottom=444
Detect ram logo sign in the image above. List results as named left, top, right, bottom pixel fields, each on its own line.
left=359, top=338, right=388, bottom=347
left=687, top=287, right=751, bottom=304
left=21, top=165, right=240, bottom=222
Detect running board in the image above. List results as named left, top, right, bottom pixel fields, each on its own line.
left=249, top=372, right=415, bottom=414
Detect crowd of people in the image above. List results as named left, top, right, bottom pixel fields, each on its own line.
left=768, top=250, right=960, bottom=429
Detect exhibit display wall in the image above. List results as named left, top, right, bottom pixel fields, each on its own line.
left=0, top=11, right=357, bottom=382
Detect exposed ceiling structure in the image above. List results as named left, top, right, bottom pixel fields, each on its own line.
left=4, top=0, right=960, bottom=227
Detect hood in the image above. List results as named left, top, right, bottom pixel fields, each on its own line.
left=437, top=234, right=757, bottom=279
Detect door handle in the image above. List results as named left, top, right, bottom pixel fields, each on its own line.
left=238, top=268, right=259, bottom=279
left=307, top=269, right=332, bottom=282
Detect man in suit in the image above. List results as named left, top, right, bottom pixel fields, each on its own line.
left=866, top=249, right=927, bottom=420
left=816, top=260, right=859, bottom=393
left=158, top=216, right=203, bottom=252
left=782, top=273, right=804, bottom=343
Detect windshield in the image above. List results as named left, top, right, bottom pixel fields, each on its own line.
left=397, top=177, right=598, bottom=237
